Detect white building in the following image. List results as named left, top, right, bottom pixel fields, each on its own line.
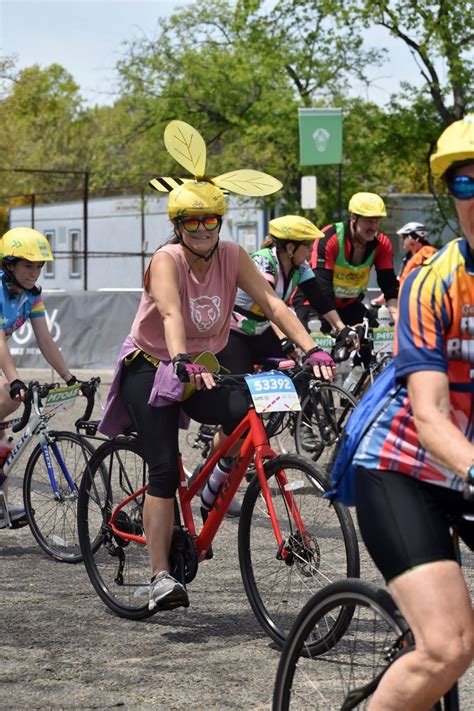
left=8, top=193, right=269, bottom=290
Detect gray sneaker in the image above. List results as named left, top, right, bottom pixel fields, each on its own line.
left=149, top=571, right=188, bottom=611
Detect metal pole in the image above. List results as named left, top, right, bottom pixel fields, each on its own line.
left=31, top=193, right=35, bottom=228
left=83, top=171, right=89, bottom=290
left=338, top=164, right=343, bottom=220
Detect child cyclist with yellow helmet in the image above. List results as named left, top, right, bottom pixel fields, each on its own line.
left=217, top=214, right=335, bottom=373
left=0, top=227, right=78, bottom=528
left=100, top=120, right=335, bottom=611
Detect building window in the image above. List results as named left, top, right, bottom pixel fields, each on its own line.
left=43, top=231, right=55, bottom=278
left=70, top=229, right=81, bottom=278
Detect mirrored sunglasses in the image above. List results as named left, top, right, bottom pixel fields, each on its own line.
left=178, top=215, right=221, bottom=233
left=447, top=175, right=474, bottom=201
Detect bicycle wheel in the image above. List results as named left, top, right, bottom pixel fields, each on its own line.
left=294, top=383, right=357, bottom=466
left=78, top=437, right=155, bottom=620
left=239, top=454, right=359, bottom=647
left=273, top=579, right=410, bottom=710
left=23, top=431, right=96, bottom=563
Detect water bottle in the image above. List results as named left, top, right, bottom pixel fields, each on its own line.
left=308, top=317, right=322, bottom=334
left=200, top=457, right=233, bottom=510
left=343, top=365, right=363, bottom=394
left=377, top=305, right=392, bottom=327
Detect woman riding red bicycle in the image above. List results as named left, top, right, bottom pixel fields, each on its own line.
left=99, top=120, right=335, bottom=612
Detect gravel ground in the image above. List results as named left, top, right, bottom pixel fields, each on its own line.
left=1, top=369, right=472, bottom=710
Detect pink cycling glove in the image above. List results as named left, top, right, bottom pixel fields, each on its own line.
left=303, top=349, right=336, bottom=369
left=175, top=362, right=210, bottom=383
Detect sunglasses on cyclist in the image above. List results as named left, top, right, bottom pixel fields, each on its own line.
left=177, top=215, right=221, bottom=233
left=447, top=175, right=474, bottom=201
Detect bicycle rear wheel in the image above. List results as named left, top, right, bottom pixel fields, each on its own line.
left=77, top=437, right=155, bottom=619
left=294, top=383, right=356, bottom=466
left=239, top=454, right=359, bottom=647
left=273, top=579, right=410, bottom=710
left=23, top=431, right=96, bottom=563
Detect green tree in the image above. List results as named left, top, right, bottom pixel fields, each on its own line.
left=0, top=64, right=89, bottom=201
left=337, top=0, right=474, bottom=125
left=114, top=0, right=388, bottom=219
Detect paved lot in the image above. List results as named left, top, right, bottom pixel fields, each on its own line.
left=1, top=369, right=473, bottom=709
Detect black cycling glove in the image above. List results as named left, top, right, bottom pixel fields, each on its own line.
left=9, top=379, right=27, bottom=400
left=279, top=338, right=296, bottom=357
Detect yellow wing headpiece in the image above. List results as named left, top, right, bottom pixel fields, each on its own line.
left=149, top=120, right=283, bottom=208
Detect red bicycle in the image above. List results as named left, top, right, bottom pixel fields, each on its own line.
left=77, top=372, right=359, bottom=646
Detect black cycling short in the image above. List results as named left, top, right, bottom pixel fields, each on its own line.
left=217, top=328, right=286, bottom=375
left=121, top=353, right=249, bottom=498
left=355, top=466, right=474, bottom=583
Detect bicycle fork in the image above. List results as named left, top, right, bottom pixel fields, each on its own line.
left=39, top=433, right=77, bottom=501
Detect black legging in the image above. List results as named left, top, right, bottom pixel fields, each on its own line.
left=217, top=328, right=287, bottom=375
left=121, top=354, right=249, bottom=498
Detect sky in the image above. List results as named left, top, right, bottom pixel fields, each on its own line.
left=0, top=0, right=434, bottom=108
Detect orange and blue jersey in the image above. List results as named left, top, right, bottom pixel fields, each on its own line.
left=353, top=238, right=474, bottom=491
left=0, top=271, right=46, bottom=339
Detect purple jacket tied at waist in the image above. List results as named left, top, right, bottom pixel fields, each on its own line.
left=99, top=335, right=188, bottom=437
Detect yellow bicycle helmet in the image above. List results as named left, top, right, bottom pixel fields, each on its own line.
left=167, top=181, right=227, bottom=220
left=430, top=114, right=474, bottom=178
left=348, top=192, right=387, bottom=218
left=1, top=227, right=54, bottom=262
left=269, top=215, right=324, bottom=241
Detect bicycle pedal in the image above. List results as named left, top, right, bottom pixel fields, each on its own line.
left=154, top=591, right=190, bottom=611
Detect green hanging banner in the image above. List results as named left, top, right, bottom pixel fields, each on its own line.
left=298, top=108, right=343, bottom=166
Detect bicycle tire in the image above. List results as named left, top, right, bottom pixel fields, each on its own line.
left=23, top=431, right=96, bottom=563
left=239, top=454, right=359, bottom=647
left=78, top=437, right=156, bottom=620
left=294, top=383, right=357, bottom=465
left=273, top=578, right=410, bottom=710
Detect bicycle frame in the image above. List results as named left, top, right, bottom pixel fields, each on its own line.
left=1, top=387, right=92, bottom=527
left=108, top=405, right=308, bottom=562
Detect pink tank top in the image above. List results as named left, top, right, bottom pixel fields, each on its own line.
left=130, top=241, right=240, bottom=360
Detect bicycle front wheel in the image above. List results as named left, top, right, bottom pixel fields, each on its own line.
left=273, top=579, right=410, bottom=710
left=23, top=431, right=96, bottom=563
left=239, top=454, right=359, bottom=647
left=77, top=437, right=155, bottom=619
left=294, top=383, right=357, bottom=466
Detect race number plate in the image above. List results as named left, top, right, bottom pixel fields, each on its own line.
left=311, top=331, right=335, bottom=354
left=244, top=371, right=301, bottom=413
left=44, top=383, right=82, bottom=413
left=372, top=326, right=395, bottom=354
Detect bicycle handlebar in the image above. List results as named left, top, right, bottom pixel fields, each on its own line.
left=11, top=377, right=101, bottom=433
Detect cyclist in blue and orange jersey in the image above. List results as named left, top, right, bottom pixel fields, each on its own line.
left=0, top=227, right=78, bottom=528
left=217, top=215, right=336, bottom=374
left=352, top=115, right=474, bottom=710
left=292, top=192, right=399, bottom=344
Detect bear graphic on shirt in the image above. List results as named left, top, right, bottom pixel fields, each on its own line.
left=190, top=295, right=221, bottom=332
